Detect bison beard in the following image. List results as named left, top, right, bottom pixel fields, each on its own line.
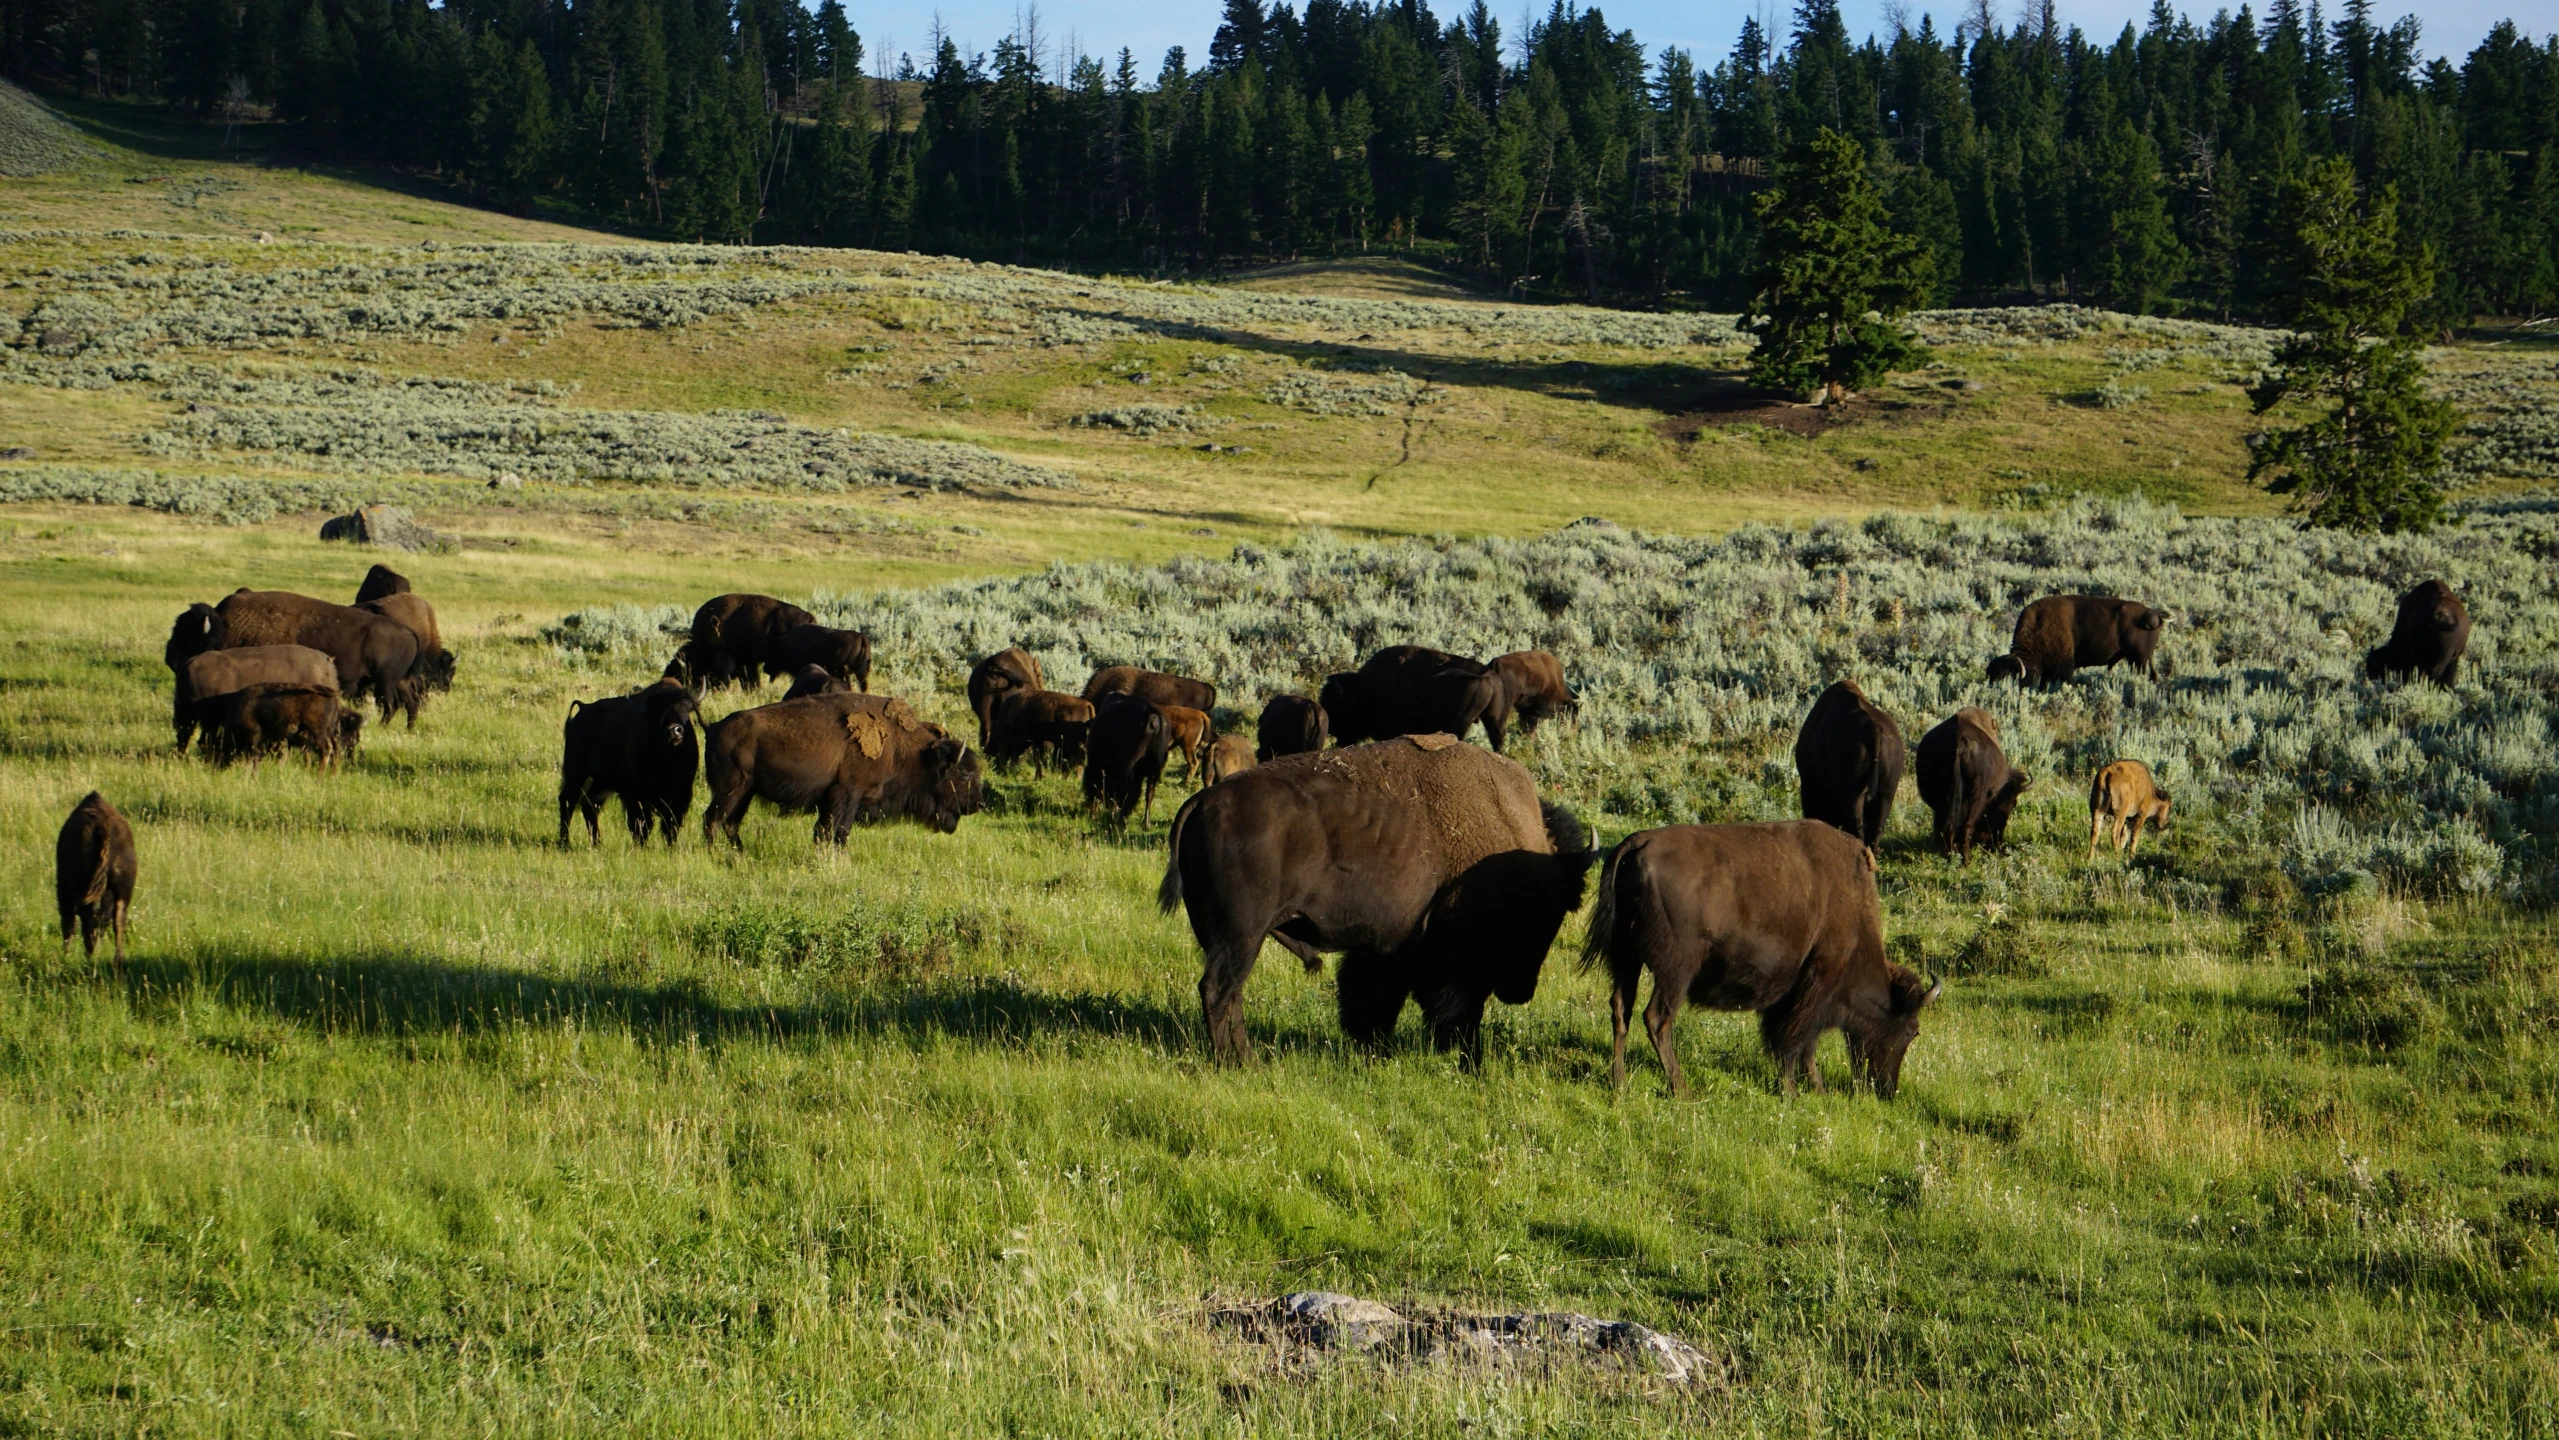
left=1157, top=737, right=1595, bottom=1066
left=1583, top=821, right=1938, bottom=1099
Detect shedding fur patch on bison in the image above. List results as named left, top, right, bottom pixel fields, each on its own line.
left=56, top=791, right=136, bottom=964
left=1158, top=736, right=1595, bottom=1066
left=2087, top=759, right=2172, bottom=860
left=1989, top=595, right=2162, bottom=686
left=1583, top=821, right=1937, bottom=1099
left=702, top=692, right=983, bottom=846
left=2366, top=579, right=2470, bottom=687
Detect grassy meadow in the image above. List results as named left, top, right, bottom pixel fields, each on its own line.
left=4, top=90, right=2559, bottom=1436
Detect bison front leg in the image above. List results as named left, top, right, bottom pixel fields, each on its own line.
left=1336, top=956, right=1407, bottom=1054
left=1421, top=985, right=1489, bottom=1070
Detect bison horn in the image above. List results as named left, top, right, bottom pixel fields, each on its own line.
left=1923, top=977, right=1944, bottom=1007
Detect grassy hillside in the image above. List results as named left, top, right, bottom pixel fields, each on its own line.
left=2, top=95, right=2558, bottom=1436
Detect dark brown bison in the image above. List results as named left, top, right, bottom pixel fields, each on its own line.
left=353, top=564, right=411, bottom=603
left=1915, top=707, right=2031, bottom=864
left=1203, top=733, right=1256, bottom=785
left=1160, top=735, right=1594, bottom=1064
left=1083, top=693, right=1173, bottom=824
left=764, top=624, right=873, bottom=692
left=198, top=684, right=360, bottom=769
left=56, top=791, right=136, bottom=963
left=1584, top=821, right=1938, bottom=1098
left=1256, top=694, right=1328, bottom=760
left=783, top=664, right=850, bottom=700
left=1323, top=646, right=1486, bottom=744
left=687, top=593, right=816, bottom=691
left=357, top=591, right=456, bottom=692
left=968, top=647, right=1047, bottom=748
left=559, top=678, right=700, bottom=847
left=170, top=592, right=425, bottom=726
left=1160, top=705, right=1214, bottom=786
left=1988, top=595, right=2163, bottom=685
left=989, top=690, right=1095, bottom=776
left=2087, top=759, right=2171, bottom=860
left=1083, top=665, right=1217, bottom=715
left=1795, top=680, right=1905, bottom=850
left=1489, top=650, right=1578, bottom=738
left=169, top=643, right=337, bottom=752
left=2367, top=580, right=2470, bottom=686
left=702, top=693, right=983, bottom=847
left=1317, top=672, right=1372, bottom=744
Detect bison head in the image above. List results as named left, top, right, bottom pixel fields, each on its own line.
left=919, top=737, right=984, bottom=834
left=641, top=679, right=698, bottom=746
left=165, top=603, right=223, bottom=669
left=335, top=706, right=365, bottom=756
left=1978, top=772, right=2032, bottom=848
left=1317, top=672, right=1370, bottom=744
left=1850, top=966, right=1940, bottom=1100
left=1985, top=654, right=2029, bottom=685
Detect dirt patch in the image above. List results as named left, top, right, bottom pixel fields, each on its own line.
left=1217, top=258, right=1497, bottom=304
left=1655, top=374, right=1951, bottom=440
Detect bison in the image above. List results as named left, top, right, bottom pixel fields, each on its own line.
left=1323, top=647, right=1485, bottom=745
left=1795, top=679, right=1905, bottom=851
left=1159, top=735, right=1595, bottom=1065
left=198, top=684, right=360, bottom=769
left=1160, top=704, right=1214, bottom=786
left=55, top=791, right=136, bottom=963
left=1203, top=733, right=1256, bottom=785
left=1584, top=820, right=1938, bottom=1098
left=1988, top=595, right=2163, bottom=686
left=687, top=593, right=816, bottom=691
left=968, top=647, right=1047, bottom=748
left=764, top=624, right=873, bottom=693
left=353, top=564, right=411, bottom=603
left=169, top=642, right=337, bottom=752
left=559, top=678, right=701, bottom=847
left=2367, top=579, right=2470, bottom=687
left=1255, top=694, right=1328, bottom=761
left=1083, top=693, right=1173, bottom=825
left=702, top=692, right=982, bottom=847
left=1489, top=650, right=1578, bottom=739
left=170, top=592, right=425, bottom=726
left=988, top=690, right=1095, bottom=776
left=1083, top=664, right=1217, bottom=715
left=2087, top=759, right=2172, bottom=860
left=1916, top=707, right=2031, bottom=864
left=358, top=591, right=456, bottom=692
left=784, top=664, right=850, bottom=700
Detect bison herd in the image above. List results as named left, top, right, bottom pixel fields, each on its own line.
left=57, top=573, right=2476, bottom=1100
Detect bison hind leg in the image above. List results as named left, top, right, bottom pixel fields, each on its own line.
left=1336, top=954, right=1408, bottom=1053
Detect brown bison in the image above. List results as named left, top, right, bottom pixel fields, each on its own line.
left=2087, top=760, right=2172, bottom=860
left=764, top=624, right=873, bottom=692
left=353, top=564, right=411, bottom=603
left=2367, top=580, right=2470, bottom=687
left=55, top=791, right=136, bottom=963
left=968, top=647, right=1047, bottom=748
left=357, top=591, right=456, bottom=692
left=1256, top=695, right=1328, bottom=760
left=170, top=592, right=425, bottom=726
left=1083, top=693, right=1173, bottom=824
left=783, top=664, right=850, bottom=699
left=1160, top=705, right=1215, bottom=786
left=198, top=684, right=360, bottom=769
left=988, top=690, right=1095, bottom=776
left=1083, top=664, right=1217, bottom=715
left=1489, top=650, right=1578, bottom=738
left=702, top=693, right=983, bottom=847
left=1159, top=736, right=1595, bottom=1065
left=1322, top=647, right=1485, bottom=745
left=1584, top=821, right=1938, bottom=1098
left=688, top=593, right=817, bottom=691
left=1916, top=708, right=2031, bottom=864
left=1988, top=595, right=2163, bottom=686
left=1203, top=733, right=1256, bottom=785
left=170, top=643, right=337, bottom=752
left=1795, top=680, right=1905, bottom=850
left=560, top=678, right=701, bottom=847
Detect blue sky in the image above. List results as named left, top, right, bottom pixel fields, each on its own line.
left=860, top=0, right=2530, bottom=82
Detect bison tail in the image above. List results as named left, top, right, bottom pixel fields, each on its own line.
left=1156, top=794, right=1198, bottom=916
left=1577, top=841, right=1624, bottom=974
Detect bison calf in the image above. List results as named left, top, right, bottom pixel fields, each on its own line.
left=1202, top=733, right=1256, bottom=785
left=1160, top=705, right=1214, bottom=786
left=2367, top=579, right=2470, bottom=687
left=1585, top=821, right=1938, bottom=1099
left=784, top=664, right=850, bottom=700
left=55, top=792, right=136, bottom=963
left=2087, top=760, right=2172, bottom=860
left=1916, top=707, right=2031, bottom=864
left=1083, top=693, right=1173, bottom=825
left=560, top=678, right=701, bottom=847
left=198, top=684, right=358, bottom=769
left=989, top=690, right=1095, bottom=777
left=765, top=624, right=873, bottom=693
left=1255, top=694, right=1327, bottom=760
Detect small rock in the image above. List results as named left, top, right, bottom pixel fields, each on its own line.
left=319, top=504, right=448, bottom=552
left=0, top=446, right=33, bottom=461
left=490, top=471, right=524, bottom=490
left=1852, top=457, right=1879, bottom=472
left=255, top=231, right=273, bottom=244
left=1280, top=1292, right=1403, bottom=1348
left=1189, top=526, right=1216, bottom=536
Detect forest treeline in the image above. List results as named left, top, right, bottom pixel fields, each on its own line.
left=5, top=0, right=2555, bottom=319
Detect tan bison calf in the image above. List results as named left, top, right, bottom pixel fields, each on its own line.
left=1159, top=705, right=1214, bottom=786
left=1202, top=733, right=1256, bottom=785
left=2087, top=760, right=2172, bottom=860
left=56, top=792, right=136, bottom=963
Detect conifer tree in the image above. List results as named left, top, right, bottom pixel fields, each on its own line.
left=1744, top=128, right=1932, bottom=402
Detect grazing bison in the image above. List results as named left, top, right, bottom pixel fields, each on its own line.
left=170, top=643, right=337, bottom=752
left=1795, top=680, right=1905, bottom=850
left=353, top=564, right=411, bottom=603
left=968, top=647, right=1047, bottom=748
left=559, top=678, right=701, bottom=847
left=783, top=664, right=850, bottom=700
left=1317, top=672, right=1372, bottom=745
left=55, top=792, right=136, bottom=963
left=1256, top=694, right=1328, bottom=761
left=1160, top=735, right=1595, bottom=1064
left=198, top=684, right=359, bottom=769
left=764, top=624, right=873, bottom=693
left=1988, top=595, right=2163, bottom=686
left=172, top=591, right=425, bottom=726
left=702, top=693, right=982, bottom=847
left=1160, top=705, right=1215, bottom=786
left=358, top=591, right=456, bottom=692
left=2087, top=760, right=2172, bottom=860
left=687, top=593, right=816, bottom=691
left=1083, top=664, right=1217, bottom=715
left=988, top=690, right=1095, bottom=776
left=1203, top=733, right=1256, bottom=785
left=1083, top=693, right=1173, bottom=824
left=2367, top=580, right=2470, bottom=687
left=1489, top=650, right=1578, bottom=738
left=1324, top=646, right=1487, bottom=744
left=1916, top=708, right=2031, bottom=864
left=1584, top=821, right=1938, bottom=1098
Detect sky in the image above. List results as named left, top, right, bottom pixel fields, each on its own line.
left=859, top=0, right=2532, bottom=83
